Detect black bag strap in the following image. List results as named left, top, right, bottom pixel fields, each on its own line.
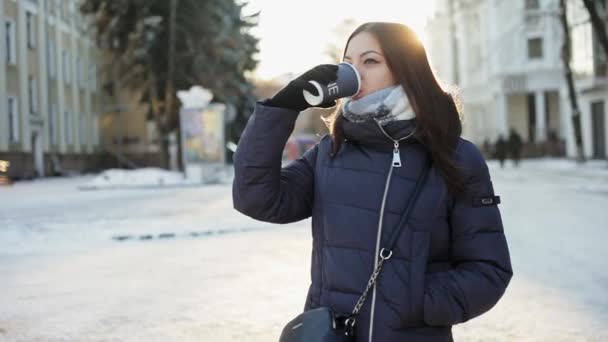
left=347, top=156, right=432, bottom=330
left=380, top=157, right=433, bottom=258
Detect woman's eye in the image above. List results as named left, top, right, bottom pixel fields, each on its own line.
left=364, top=58, right=379, bottom=64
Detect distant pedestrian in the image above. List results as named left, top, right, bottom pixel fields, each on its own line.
left=494, top=134, right=507, bottom=168
left=508, top=128, right=524, bottom=167
left=482, top=138, right=492, bottom=159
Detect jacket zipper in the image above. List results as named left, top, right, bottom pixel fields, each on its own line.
left=368, top=121, right=415, bottom=342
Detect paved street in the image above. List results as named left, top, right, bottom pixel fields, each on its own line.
left=1, top=160, right=608, bottom=341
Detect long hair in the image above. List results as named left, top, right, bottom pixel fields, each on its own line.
left=323, top=22, right=466, bottom=196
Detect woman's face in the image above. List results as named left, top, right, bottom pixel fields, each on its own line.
left=343, top=31, right=396, bottom=100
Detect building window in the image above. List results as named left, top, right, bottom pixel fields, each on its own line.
left=591, top=101, right=606, bottom=158
left=594, top=25, right=607, bottom=76
left=50, top=104, right=58, bottom=145
left=79, top=113, right=86, bottom=145
left=62, top=50, right=71, bottom=84
left=54, top=0, right=60, bottom=17
left=28, top=75, right=37, bottom=114
left=65, top=110, right=73, bottom=145
left=69, top=1, right=75, bottom=19
left=525, top=0, right=540, bottom=10
left=26, top=11, right=36, bottom=49
left=5, top=19, right=17, bottom=64
left=76, top=56, right=81, bottom=86
left=60, top=0, right=68, bottom=22
left=89, top=64, right=97, bottom=92
left=528, top=37, right=543, bottom=59
left=93, top=115, right=99, bottom=146
left=81, top=58, right=86, bottom=87
left=527, top=93, right=537, bottom=142
left=77, top=57, right=86, bottom=88
left=48, top=40, right=56, bottom=78
left=8, top=97, right=20, bottom=143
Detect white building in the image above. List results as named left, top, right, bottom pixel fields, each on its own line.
left=568, top=0, right=607, bottom=159
left=427, top=0, right=568, bottom=157
left=1, top=0, right=102, bottom=179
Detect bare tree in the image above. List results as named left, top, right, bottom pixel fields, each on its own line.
left=159, top=0, right=178, bottom=169
left=581, top=0, right=608, bottom=57
left=560, top=0, right=585, bottom=162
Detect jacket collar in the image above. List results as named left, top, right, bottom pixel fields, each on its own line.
left=342, top=117, right=418, bottom=151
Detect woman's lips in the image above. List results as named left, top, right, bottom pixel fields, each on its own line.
left=352, top=91, right=364, bottom=100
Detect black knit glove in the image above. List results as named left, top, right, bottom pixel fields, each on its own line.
left=266, top=64, right=339, bottom=112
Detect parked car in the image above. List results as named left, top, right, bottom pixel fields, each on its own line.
left=283, top=134, right=320, bottom=161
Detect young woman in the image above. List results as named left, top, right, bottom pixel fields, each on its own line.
left=233, top=22, right=512, bottom=342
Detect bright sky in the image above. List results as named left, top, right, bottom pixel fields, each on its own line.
left=243, top=0, right=437, bottom=80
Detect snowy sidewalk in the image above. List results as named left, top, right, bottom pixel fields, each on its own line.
left=1, top=159, right=608, bottom=341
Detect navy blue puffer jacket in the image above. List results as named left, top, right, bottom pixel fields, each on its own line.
left=232, top=101, right=513, bottom=342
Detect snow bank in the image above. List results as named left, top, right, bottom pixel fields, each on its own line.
left=80, top=166, right=235, bottom=190
left=80, top=168, right=194, bottom=190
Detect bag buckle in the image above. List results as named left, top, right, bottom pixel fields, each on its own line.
left=344, top=316, right=356, bottom=336
left=379, top=248, right=393, bottom=260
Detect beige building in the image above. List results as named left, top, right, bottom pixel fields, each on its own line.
left=1, top=0, right=103, bottom=179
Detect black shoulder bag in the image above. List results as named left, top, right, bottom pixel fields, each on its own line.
left=279, top=159, right=433, bottom=342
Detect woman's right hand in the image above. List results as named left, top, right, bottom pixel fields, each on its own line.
left=266, top=64, right=339, bottom=112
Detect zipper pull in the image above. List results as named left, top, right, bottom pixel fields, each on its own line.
left=392, top=142, right=402, bottom=167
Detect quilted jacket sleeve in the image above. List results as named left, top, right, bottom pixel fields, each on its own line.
left=423, top=140, right=513, bottom=326
left=232, top=101, right=318, bottom=224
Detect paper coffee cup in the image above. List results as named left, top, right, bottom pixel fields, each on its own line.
left=303, top=63, right=361, bottom=106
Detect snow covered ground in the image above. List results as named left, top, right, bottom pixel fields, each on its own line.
left=0, top=159, right=607, bottom=341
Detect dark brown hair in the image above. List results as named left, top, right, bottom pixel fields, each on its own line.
left=324, top=22, right=466, bottom=196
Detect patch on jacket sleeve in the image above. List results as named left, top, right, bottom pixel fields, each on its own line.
left=472, top=195, right=501, bottom=207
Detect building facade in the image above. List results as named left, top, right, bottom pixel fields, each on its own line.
left=1, top=0, right=102, bottom=179
left=427, top=0, right=567, bottom=157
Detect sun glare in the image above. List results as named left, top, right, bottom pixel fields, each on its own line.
left=244, top=0, right=436, bottom=81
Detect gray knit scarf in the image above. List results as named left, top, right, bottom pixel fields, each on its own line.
left=341, top=85, right=416, bottom=126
